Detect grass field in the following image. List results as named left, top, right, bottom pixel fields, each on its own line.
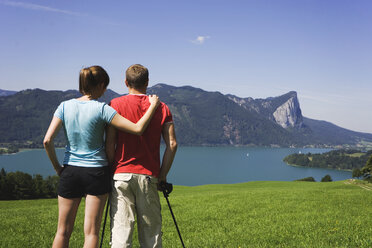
left=1, top=181, right=372, bottom=248
left=347, top=152, right=365, bottom=158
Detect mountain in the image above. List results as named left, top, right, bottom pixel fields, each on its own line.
left=147, top=84, right=372, bottom=146
left=302, top=117, right=372, bottom=146
left=0, top=89, right=17, bottom=97
left=0, top=88, right=118, bottom=147
left=147, top=85, right=297, bottom=145
left=0, top=84, right=371, bottom=148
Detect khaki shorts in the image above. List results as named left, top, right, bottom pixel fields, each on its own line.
left=110, top=173, right=162, bottom=248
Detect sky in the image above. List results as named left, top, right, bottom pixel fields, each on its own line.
left=0, top=0, right=371, bottom=133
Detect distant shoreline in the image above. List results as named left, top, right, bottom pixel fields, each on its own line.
left=0, top=147, right=64, bottom=156
left=1, top=145, right=314, bottom=156
left=284, top=161, right=353, bottom=172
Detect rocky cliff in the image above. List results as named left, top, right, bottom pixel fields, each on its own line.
left=228, top=91, right=304, bottom=129
left=272, top=92, right=303, bottom=129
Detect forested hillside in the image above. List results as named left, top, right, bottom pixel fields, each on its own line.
left=283, top=149, right=372, bottom=170
left=1, top=84, right=372, bottom=150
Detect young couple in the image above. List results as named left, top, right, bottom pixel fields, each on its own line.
left=44, top=64, right=177, bottom=248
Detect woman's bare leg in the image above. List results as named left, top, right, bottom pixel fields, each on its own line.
left=83, top=194, right=108, bottom=248
left=53, top=196, right=81, bottom=248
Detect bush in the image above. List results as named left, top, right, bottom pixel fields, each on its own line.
left=321, top=175, right=332, bottom=182
left=361, top=156, right=372, bottom=182
left=295, top=177, right=316, bottom=182
left=352, top=168, right=362, bottom=178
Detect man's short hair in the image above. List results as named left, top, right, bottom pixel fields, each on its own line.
left=79, top=65, right=110, bottom=95
left=126, top=64, right=149, bottom=89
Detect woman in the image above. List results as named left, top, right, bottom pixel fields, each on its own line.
left=43, top=65, right=159, bottom=248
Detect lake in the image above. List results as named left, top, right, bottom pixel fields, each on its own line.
left=0, top=147, right=351, bottom=186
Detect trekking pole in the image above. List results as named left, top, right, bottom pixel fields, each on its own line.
left=160, top=182, right=186, bottom=248
left=100, top=198, right=110, bottom=248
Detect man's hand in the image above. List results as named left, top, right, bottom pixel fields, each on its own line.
left=157, top=176, right=167, bottom=191
left=158, top=181, right=173, bottom=197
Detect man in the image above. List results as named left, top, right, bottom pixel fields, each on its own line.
left=106, top=64, right=177, bottom=248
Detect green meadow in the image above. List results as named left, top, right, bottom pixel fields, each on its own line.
left=1, top=181, right=371, bottom=248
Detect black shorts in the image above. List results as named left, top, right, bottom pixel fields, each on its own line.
left=58, top=165, right=112, bottom=198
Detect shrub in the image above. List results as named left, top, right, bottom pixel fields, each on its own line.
left=361, top=155, right=372, bottom=183
left=295, top=177, right=316, bottom=182
left=321, top=175, right=332, bottom=182
left=352, top=168, right=362, bottom=178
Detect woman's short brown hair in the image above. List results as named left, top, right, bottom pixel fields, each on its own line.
left=79, top=65, right=110, bottom=95
left=125, top=64, right=149, bottom=89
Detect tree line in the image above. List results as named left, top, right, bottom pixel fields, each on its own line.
left=352, top=155, right=372, bottom=182
left=296, top=174, right=333, bottom=182
left=0, top=145, right=19, bottom=155
left=0, top=168, right=59, bottom=200
left=283, top=149, right=372, bottom=170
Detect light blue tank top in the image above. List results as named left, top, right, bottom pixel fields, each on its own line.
left=54, top=99, right=117, bottom=167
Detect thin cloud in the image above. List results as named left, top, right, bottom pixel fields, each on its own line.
left=191, top=35, right=210, bottom=45
left=300, top=94, right=335, bottom=104
left=299, top=91, right=369, bottom=105
left=0, top=0, right=86, bottom=16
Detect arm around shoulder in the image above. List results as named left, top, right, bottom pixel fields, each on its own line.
left=109, top=95, right=160, bottom=135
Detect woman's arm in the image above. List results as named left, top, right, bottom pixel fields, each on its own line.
left=43, top=116, right=64, bottom=175
left=110, top=94, right=160, bottom=135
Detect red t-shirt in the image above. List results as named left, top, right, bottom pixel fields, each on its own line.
left=110, top=94, right=173, bottom=177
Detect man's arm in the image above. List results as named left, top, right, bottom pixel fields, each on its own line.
left=158, top=122, right=178, bottom=185
left=105, top=125, right=117, bottom=166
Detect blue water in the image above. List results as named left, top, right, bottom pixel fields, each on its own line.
left=0, top=147, right=351, bottom=186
